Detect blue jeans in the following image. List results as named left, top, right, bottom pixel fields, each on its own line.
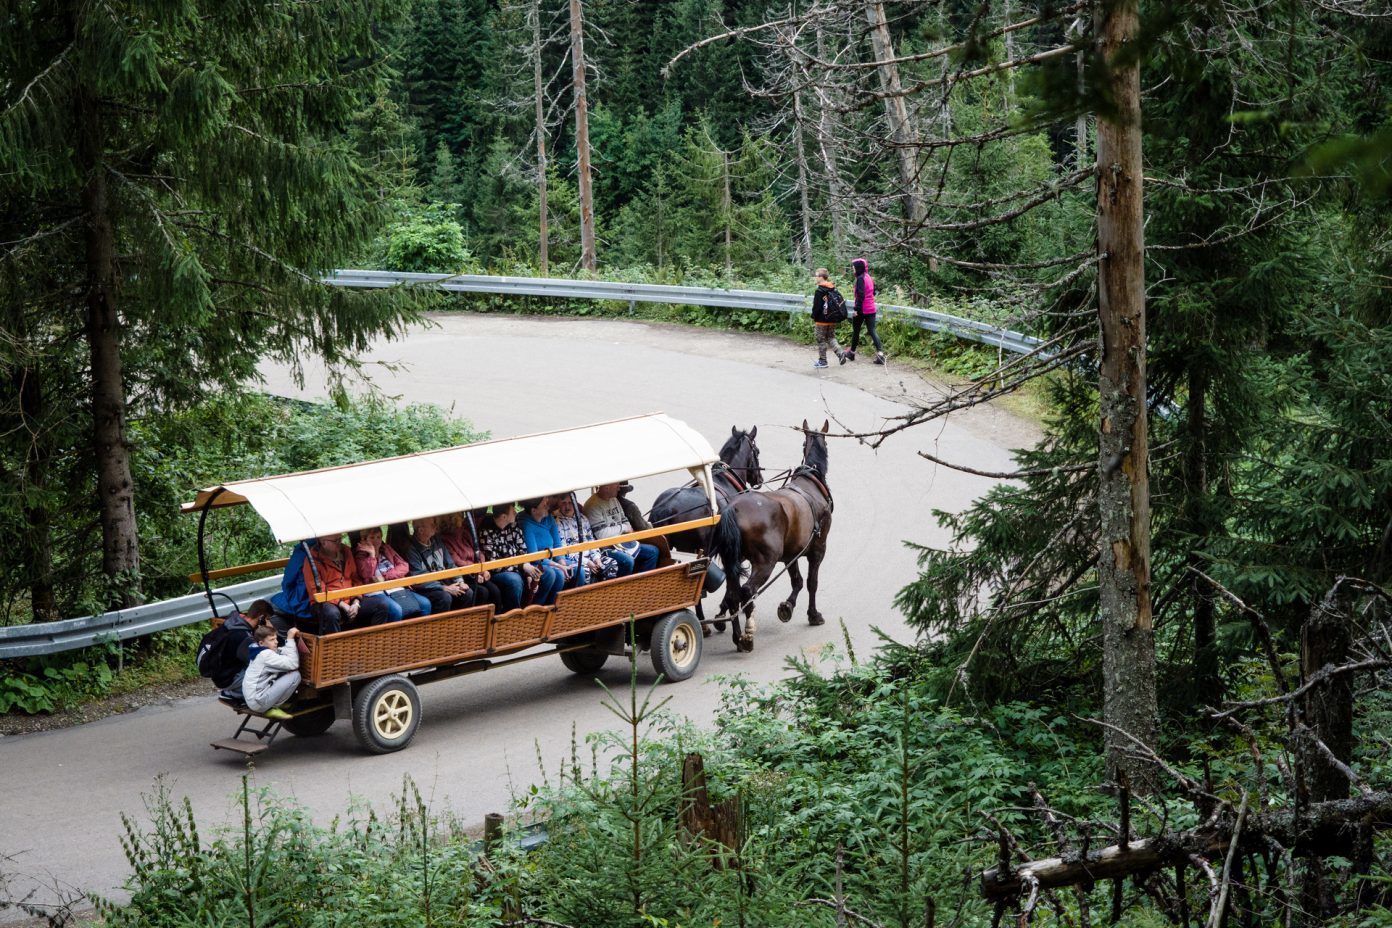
left=492, top=570, right=524, bottom=611
left=384, top=590, right=431, bottom=619
left=607, top=544, right=659, bottom=576
left=533, top=564, right=565, bottom=606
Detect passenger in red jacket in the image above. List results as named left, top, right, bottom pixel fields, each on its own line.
left=352, top=525, right=429, bottom=621
left=301, top=533, right=391, bottom=633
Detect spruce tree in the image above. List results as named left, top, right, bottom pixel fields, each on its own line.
left=1, top=0, right=420, bottom=607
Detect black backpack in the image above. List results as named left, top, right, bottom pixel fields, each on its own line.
left=196, top=613, right=255, bottom=689
left=823, top=287, right=848, bottom=324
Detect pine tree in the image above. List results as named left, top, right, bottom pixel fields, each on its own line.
left=0, top=0, right=421, bottom=607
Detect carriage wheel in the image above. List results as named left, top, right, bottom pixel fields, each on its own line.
left=282, top=705, right=335, bottom=737
left=560, top=648, right=609, bottom=675
left=650, top=610, right=702, bottom=683
left=352, top=675, right=421, bottom=754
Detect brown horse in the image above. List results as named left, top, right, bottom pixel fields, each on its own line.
left=713, top=420, right=833, bottom=652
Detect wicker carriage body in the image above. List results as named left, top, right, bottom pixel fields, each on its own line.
left=299, top=560, right=707, bottom=689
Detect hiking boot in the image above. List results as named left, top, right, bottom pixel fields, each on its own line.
left=844, top=350, right=856, bottom=361
left=873, top=352, right=886, bottom=365
left=812, top=359, right=828, bottom=369
left=837, top=351, right=848, bottom=365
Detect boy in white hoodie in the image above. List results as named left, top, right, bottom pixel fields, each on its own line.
left=241, top=623, right=301, bottom=718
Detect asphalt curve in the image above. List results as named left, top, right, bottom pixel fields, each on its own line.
left=0, top=314, right=1033, bottom=911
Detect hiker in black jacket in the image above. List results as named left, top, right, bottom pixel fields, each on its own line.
left=810, top=267, right=847, bottom=368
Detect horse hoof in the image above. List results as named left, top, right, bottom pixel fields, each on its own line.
left=702, top=624, right=712, bottom=638
left=777, top=602, right=793, bottom=623
left=713, top=621, right=727, bottom=633
left=738, top=637, right=755, bottom=653
left=808, top=613, right=826, bottom=627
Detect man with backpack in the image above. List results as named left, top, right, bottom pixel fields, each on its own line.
left=810, top=267, right=848, bottom=368
left=196, top=599, right=275, bottom=703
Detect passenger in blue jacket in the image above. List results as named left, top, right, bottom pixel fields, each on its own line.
left=517, top=498, right=568, bottom=605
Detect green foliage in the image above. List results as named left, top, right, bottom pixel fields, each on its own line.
left=0, top=392, right=483, bottom=714
left=101, top=775, right=491, bottom=928
left=0, top=652, right=115, bottom=714
left=132, top=392, right=487, bottom=606
left=382, top=205, right=475, bottom=273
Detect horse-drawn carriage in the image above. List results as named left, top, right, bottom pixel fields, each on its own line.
left=186, top=414, right=724, bottom=756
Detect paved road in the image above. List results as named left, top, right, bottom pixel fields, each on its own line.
left=0, top=314, right=1032, bottom=911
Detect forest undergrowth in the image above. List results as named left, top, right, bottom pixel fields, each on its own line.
left=8, top=621, right=1388, bottom=928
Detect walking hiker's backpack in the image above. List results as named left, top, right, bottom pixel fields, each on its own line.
left=824, top=287, right=848, bottom=323
left=196, top=613, right=255, bottom=689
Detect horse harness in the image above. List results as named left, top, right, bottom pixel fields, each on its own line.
left=730, top=466, right=833, bottom=606
left=783, top=466, right=834, bottom=537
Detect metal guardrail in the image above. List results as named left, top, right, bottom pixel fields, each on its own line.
left=0, top=576, right=280, bottom=659
left=3, top=270, right=1042, bottom=659
left=326, top=270, right=1046, bottom=356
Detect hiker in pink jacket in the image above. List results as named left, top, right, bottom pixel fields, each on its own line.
left=846, top=257, right=886, bottom=365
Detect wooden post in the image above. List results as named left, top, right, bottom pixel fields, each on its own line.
left=1095, top=0, right=1157, bottom=793
left=483, top=811, right=504, bottom=857
left=568, top=0, right=597, bottom=271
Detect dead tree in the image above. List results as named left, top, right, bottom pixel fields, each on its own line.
left=531, top=0, right=549, bottom=275
left=981, top=580, right=1391, bottom=924
left=568, top=0, right=596, bottom=271
left=790, top=76, right=815, bottom=270
left=1094, top=0, right=1157, bottom=794
left=864, top=1, right=924, bottom=227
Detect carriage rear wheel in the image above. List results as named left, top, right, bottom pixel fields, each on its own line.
left=352, top=675, right=421, bottom=754
left=560, top=648, right=609, bottom=675
left=650, top=610, right=702, bottom=683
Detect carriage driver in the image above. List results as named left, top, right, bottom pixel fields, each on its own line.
left=584, top=483, right=659, bottom=575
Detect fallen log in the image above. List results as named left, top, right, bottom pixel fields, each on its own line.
left=980, top=791, right=1392, bottom=900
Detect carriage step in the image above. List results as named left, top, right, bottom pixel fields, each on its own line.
left=210, top=738, right=272, bottom=756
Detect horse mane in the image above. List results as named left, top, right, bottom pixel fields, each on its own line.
left=717, top=430, right=746, bottom=462
left=801, top=433, right=829, bottom=481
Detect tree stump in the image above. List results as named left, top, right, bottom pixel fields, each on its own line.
left=679, top=752, right=743, bottom=869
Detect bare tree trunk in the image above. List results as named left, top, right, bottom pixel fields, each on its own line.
left=18, top=365, right=58, bottom=620
left=1185, top=366, right=1220, bottom=698
left=79, top=87, right=141, bottom=606
left=721, top=148, right=733, bottom=278
left=865, top=1, right=924, bottom=227
left=1296, top=584, right=1356, bottom=923
left=791, top=88, right=815, bottom=271
left=1002, top=0, right=1017, bottom=104
left=1095, top=0, right=1154, bottom=793
left=569, top=0, right=596, bottom=271
left=1070, top=14, right=1089, bottom=171
left=813, top=22, right=847, bottom=255
left=1300, top=588, right=1355, bottom=804
left=532, top=0, right=549, bottom=275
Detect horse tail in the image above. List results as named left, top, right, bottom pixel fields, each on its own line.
left=714, top=501, right=743, bottom=590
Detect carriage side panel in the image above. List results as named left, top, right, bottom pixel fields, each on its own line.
left=306, top=605, right=493, bottom=687
left=549, top=561, right=706, bottom=639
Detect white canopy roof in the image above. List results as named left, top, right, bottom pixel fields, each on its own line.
left=186, top=414, right=717, bottom=543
